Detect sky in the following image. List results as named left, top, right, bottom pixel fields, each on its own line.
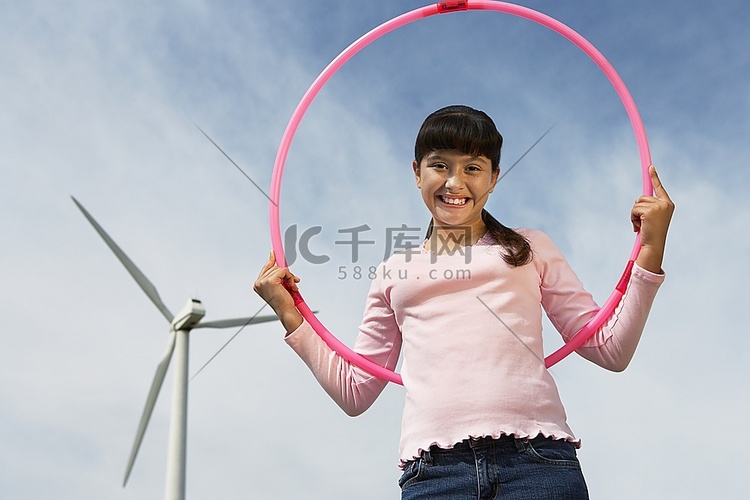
left=2, top=0, right=749, bottom=498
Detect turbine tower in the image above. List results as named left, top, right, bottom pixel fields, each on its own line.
left=72, top=197, right=277, bottom=500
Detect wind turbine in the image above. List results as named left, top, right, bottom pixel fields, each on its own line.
left=72, top=197, right=277, bottom=500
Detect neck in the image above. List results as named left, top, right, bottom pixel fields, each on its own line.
left=425, top=222, right=487, bottom=254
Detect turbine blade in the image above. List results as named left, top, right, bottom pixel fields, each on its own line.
left=123, top=330, right=177, bottom=487
left=193, top=314, right=279, bottom=329
left=71, top=197, right=174, bottom=322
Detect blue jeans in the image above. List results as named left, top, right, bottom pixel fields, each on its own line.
left=399, top=435, right=589, bottom=499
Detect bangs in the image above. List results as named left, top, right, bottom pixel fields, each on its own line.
left=414, top=106, right=503, bottom=169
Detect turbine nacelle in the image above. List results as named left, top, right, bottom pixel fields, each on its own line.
left=170, top=299, right=206, bottom=331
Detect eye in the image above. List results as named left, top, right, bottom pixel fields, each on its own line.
left=429, top=162, right=448, bottom=170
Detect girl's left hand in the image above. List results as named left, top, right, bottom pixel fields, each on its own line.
left=632, top=165, right=675, bottom=274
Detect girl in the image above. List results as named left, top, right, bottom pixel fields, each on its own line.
left=254, top=105, right=674, bottom=499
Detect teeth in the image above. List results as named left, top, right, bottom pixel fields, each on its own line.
left=441, top=196, right=467, bottom=205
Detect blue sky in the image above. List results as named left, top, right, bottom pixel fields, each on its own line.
left=2, top=1, right=748, bottom=498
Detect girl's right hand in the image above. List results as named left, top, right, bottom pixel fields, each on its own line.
left=253, top=251, right=304, bottom=333
left=631, top=165, right=675, bottom=274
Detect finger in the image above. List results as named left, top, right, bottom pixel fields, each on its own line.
left=258, top=251, right=278, bottom=277
left=631, top=210, right=642, bottom=232
left=271, top=249, right=287, bottom=267
left=255, top=268, right=294, bottom=299
left=284, top=277, right=299, bottom=292
left=284, top=271, right=301, bottom=290
left=282, top=276, right=302, bottom=297
left=254, top=267, right=280, bottom=292
left=268, top=266, right=299, bottom=285
left=270, top=266, right=294, bottom=282
left=630, top=198, right=651, bottom=232
left=649, top=165, right=672, bottom=201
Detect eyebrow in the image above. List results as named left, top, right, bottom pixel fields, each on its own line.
left=425, top=153, right=490, bottom=164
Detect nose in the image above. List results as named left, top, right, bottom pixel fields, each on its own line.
left=445, top=169, right=465, bottom=190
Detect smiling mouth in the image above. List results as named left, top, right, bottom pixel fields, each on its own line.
left=439, top=195, right=469, bottom=206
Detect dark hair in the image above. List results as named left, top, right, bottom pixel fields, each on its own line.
left=415, top=105, right=503, bottom=170
left=415, top=105, right=532, bottom=267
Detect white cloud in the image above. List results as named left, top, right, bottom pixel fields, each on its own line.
left=1, top=1, right=748, bottom=498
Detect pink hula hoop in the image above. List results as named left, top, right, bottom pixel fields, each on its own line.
left=270, top=0, right=653, bottom=385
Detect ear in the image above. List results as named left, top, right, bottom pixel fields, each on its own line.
left=488, top=168, right=500, bottom=194
left=413, top=160, right=421, bottom=188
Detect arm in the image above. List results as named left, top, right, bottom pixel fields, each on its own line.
left=574, top=264, right=664, bottom=371
left=539, top=166, right=673, bottom=371
left=285, top=311, right=400, bottom=416
left=254, top=254, right=400, bottom=415
left=578, top=166, right=673, bottom=369
left=538, top=235, right=664, bottom=372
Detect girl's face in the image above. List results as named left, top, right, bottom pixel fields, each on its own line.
left=413, top=149, right=499, bottom=236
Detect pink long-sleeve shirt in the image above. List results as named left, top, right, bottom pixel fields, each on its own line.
left=285, top=229, right=664, bottom=464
